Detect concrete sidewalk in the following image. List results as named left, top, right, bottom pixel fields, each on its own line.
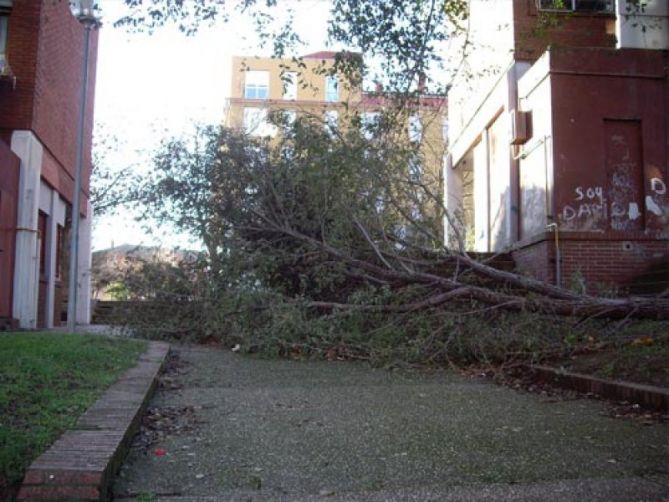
left=113, top=346, right=668, bottom=501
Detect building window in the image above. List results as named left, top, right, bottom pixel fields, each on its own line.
left=536, top=0, right=613, bottom=12
left=408, top=114, right=422, bottom=143
left=361, top=112, right=380, bottom=140
left=0, top=12, right=9, bottom=72
left=375, top=192, right=385, bottom=213
left=243, top=107, right=276, bottom=137
left=283, top=110, right=296, bottom=128
left=38, top=211, right=47, bottom=277
left=279, top=110, right=296, bottom=134
left=325, top=109, right=338, bottom=133
left=408, top=154, right=422, bottom=183
left=283, top=71, right=297, bottom=100
left=325, top=76, right=338, bottom=102
left=244, top=70, right=269, bottom=99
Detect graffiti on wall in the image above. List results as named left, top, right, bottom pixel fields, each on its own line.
left=560, top=177, right=667, bottom=231
left=646, top=177, right=666, bottom=217
left=608, top=158, right=641, bottom=231
left=561, top=186, right=607, bottom=226
left=560, top=123, right=668, bottom=231
left=605, top=128, right=644, bottom=231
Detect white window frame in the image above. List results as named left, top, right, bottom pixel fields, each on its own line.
left=244, top=70, right=269, bottom=100
left=325, top=76, right=339, bottom=102
left=283, top=71, right=297, bottom=100
left=536, top=0, right=613, bottom=13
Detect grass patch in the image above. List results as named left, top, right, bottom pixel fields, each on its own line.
left=0, top=332, right=146, bottom=489
left=556, top=327, right=669, bottom=387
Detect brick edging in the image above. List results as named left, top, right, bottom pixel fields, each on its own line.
left=529, top=365, right=669, bottom=412
left=18, top=341, right=170, bottom=501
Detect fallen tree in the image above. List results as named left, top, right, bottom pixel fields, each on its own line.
left=93, top=0, right=668, bottom=368
left=118, top=117, right=668, bottom=366
left=253, top=221, right=669, bottom=320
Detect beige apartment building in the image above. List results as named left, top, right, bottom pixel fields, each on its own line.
left=224, top=51, right=448, bottom=195
left=225, top=51, right=361, bottom=133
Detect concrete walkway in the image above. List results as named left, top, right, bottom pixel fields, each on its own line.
left=114, top=346, right=668, bottom=501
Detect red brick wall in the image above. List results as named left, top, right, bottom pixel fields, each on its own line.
left=549, top=49, right=668, bottom=237
left=0, top=0, right=97, bottom=209
left=514, top=235, right=669, bottom=292
left=513, top=0, right=616, bottom=62
left=0, top=0, right=42, bottom=130
left=513, top=239, right=555, bottom=284
left=562, top=238, right=668, bottom=292
left=514, top=48, right=668, bottom=293
left=33, top=0, right=98, bottom=204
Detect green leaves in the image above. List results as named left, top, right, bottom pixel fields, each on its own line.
left=113, top=0, right=468, bottom=95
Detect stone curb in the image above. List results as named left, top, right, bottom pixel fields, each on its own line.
left=18, top=341, right=170, bottom=502
left=529, top=365, right=669, bottom=412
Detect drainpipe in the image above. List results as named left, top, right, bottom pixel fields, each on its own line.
left=546, top=222, right=560, bottom=287
left=67, top=4, right=100, bottom=332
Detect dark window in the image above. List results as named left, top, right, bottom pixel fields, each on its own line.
left=38, top=211, right=47, bottom=276
left=55, top=224, right=63, bottom=279
left=0, top=15, right=9, bottom=73
left=0, top=1, right=11, bottom=73
left=536, top=0, right=613, bottom=12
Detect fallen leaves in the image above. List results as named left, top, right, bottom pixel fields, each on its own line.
left=132, top=406, right=202, bottom=451
left=630, top=336, right=655, bottom=347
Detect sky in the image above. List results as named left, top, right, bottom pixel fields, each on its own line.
left=92, top=0, right=334, bottom=251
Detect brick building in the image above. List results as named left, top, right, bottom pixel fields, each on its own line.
left=0, top=0, right=98, bottom=328
left=445, top=0, right=668, bottom=291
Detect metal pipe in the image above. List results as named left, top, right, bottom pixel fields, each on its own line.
left=546, top=222, right=560, bottom=288
left=67, top=24, right=92, bottom=333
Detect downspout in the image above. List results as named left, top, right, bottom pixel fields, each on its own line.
left=545, top=222, right=560, bottom=287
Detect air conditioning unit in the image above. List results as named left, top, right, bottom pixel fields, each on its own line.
left=510, top=109, right=532, bottom=145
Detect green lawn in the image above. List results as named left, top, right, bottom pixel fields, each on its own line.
left=0, top=332, right=146, bottom=489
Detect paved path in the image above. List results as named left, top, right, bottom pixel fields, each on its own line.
left=113, top=346, right=668, bottom=501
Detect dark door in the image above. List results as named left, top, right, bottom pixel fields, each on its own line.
left=37, top=211, right=48, bottom=329
left=604, top=120, right=644, bottom=232
left=0, top=150, right=20, bottom=320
